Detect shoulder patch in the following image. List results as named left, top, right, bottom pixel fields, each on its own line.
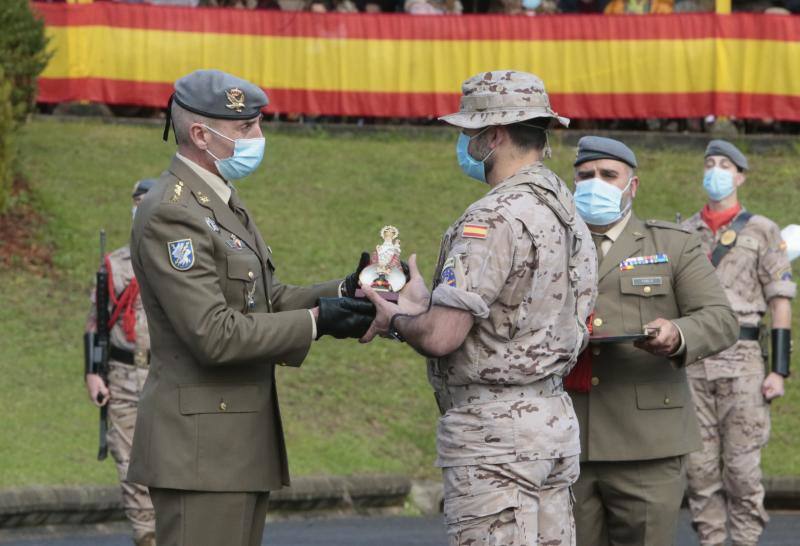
left=167, top=239, right=195, bottom=271
left=440, top=257, right=457, bottom=287
left=778, top=267, right=793, bottom=282
left=462, top=223, right=488, bottom=239
left=645, top=219, right=690, bottom=233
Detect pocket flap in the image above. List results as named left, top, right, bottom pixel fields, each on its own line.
left=620, top=275, right=671, bottom=297
left=227, top=254, right=261, bottom=281
left=444, top=488, right=519, bottom=525
left=635, top=382, right=685, bottom=410
left=179, top=384, right=262, bottom=415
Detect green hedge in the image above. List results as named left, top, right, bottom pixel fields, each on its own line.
left=0, top=0, right=50, bottom=213
left=0, top=68, right=14, bottom=213
left=0, top=0, right=50, bottom=124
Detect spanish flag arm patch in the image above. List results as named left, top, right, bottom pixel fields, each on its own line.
left=462, top=223, right=488, bottom=239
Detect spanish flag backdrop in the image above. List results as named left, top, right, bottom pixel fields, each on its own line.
left=34, top=3, right=800, bottom=120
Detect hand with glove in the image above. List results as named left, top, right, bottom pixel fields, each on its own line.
left=313, top=297, right=376, bottom=340
left=342, top=251, right=412, bottom=298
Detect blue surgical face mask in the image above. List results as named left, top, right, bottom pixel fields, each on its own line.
left=574, top=177, right=633, bottom=226
left=703, top=167, right=735, bottom=201
left=204, top=125, right=266, bottom=181
left=522, top=0, right=542, bottom=9
left=456, top=129, right=495, bottom=184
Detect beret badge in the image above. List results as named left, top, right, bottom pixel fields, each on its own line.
left=225, top=88, right=246, bottom=113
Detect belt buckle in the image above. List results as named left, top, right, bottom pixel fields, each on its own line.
left=133, top=350, right=148, bottom=368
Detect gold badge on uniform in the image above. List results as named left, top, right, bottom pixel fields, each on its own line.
left=720, top=229, right=737, bottom=246
left=225, top=88, right=246, bottom=113
left=196, top=191, right=210, bottom=204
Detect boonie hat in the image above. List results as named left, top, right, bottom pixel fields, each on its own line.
left=439, top=70, right=569, bottom=130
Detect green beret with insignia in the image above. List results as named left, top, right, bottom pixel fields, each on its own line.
left=163, top=69, right=269, bottom=141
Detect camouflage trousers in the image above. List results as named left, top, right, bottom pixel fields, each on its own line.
left=107, top=360, right=156, bottom=542
left=442, top=456, right=578, bottom=546
left=687, top=374, right=770, bottom=546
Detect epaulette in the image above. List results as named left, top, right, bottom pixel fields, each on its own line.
left=162, top=180, right=188, bottom=206
left=645, top=219, right=690, bottom=233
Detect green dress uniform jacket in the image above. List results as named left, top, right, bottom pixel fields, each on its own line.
left=127, top=156, right=341, bottom=492
left=570, top=215, right=738, bottom=462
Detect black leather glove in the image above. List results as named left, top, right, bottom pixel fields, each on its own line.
left=342, top=252, right=371, bottom=298
left=316, top=297, right=376, bottom=340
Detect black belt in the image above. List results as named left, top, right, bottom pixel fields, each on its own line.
left=109, top=346, right=150, bottom=367
left=739, top=326, right=760, bottom=341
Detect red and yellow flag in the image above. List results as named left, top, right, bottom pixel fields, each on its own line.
left=34, top=3, right=800, bottom=120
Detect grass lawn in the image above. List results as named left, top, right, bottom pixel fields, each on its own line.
left=1, top=118, right=798, bottom=488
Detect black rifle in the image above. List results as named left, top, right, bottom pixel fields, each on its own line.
left=83, top=230, right=110, bottom=461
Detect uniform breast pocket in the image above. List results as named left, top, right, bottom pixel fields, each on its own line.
left=225, top=253, right=263, bottom=313
left=619, top=271, right=675, bottom=332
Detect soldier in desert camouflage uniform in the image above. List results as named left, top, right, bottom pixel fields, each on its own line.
left=360, top=70, right=598, bottom=546
left=84, top=179, right=157, bottom=546
left=682, top=140, right=795, bottom=546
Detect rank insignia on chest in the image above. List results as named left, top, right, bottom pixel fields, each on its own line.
left=620, top=254, right=669, bottom=271
left=197, top=191, right=210, bottom=205
left=440, top=257, right=457, bottom=287
left=205, top=217, right=220, bottom=233
left=226, top=234, right=244, bottom=250
left=462, top=223, right=488, bottom=239
left=167, top=239, right=194, bottom=271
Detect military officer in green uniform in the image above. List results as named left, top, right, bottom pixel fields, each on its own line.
left=565, top=136, right=738, bottom=546
left=127, top=70, right=375, bottom=546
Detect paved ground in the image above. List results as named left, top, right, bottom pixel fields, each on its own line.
left=2, top=510, right=799, bottom=545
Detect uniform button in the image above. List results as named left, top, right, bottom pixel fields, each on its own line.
left=219, top=401, right=227, bottom=411
left=591, top=377, right=600, bottom=386
left=591, top=346, right=601, bottom=356
left=663, top=397, right=671, bottom=405
left=643, top=286, right=652, bottom=294
left=248, top=271, right=254, bottom=280
left=593, top=318, right=603, bottom=328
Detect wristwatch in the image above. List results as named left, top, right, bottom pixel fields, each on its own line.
left=388, top=313, right=410, bottom=343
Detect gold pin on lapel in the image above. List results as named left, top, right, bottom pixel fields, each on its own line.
left=197, top=191, right=210, bottom=204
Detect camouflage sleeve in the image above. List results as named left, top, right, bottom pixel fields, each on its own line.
left=431, top=209, right=516, bottom=319
left=757, top=220, right=796, bottom=301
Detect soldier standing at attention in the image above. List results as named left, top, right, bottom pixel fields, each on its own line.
left=84, top=179, right=157, bottom=546
left=682, top=140, right=795, bottom=546
left=566, top=136, right=739, bottom=546
left=128, top=70, right=375, bottom=546
left=361, top=70, right=598, bottom=546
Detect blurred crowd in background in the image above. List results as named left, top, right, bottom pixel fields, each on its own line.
left=36, top=0, right=800, bottom=16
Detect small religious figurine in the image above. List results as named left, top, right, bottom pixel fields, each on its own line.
left=356, top=225, right=406, bottom=301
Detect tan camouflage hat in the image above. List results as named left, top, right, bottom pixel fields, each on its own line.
left=439, top=70, right=569, bottom=130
